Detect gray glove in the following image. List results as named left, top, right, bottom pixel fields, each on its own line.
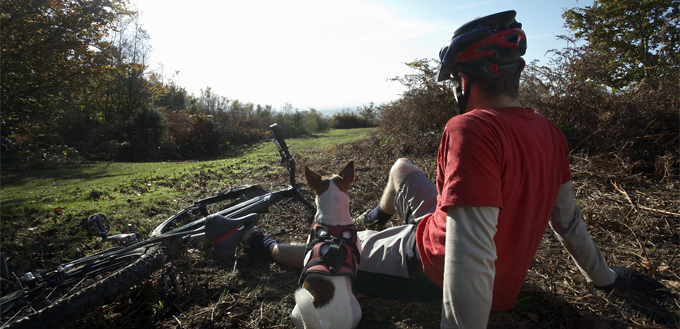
left=596, top=266, right=664, bottom=292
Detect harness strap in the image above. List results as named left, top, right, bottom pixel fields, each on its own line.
left=299, top=223, right=360, bottom=287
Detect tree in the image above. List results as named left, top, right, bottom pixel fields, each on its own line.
left=126, top=105, right=168, bottom=160
left=563, top=0, right=680, bottom=89
left=102, top=13, right=156, bottom=122
left=518, top=1, right=679, bottom=174
left=1, top=0, right=130, bottom=140
left=357, top=102, right=380, bottom=126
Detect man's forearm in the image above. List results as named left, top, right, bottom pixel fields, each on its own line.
left=441, top=206, right=499, bottom=328
left=549, top=181, right=616, bottom=286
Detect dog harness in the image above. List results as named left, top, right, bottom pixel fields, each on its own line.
left=299, top=223, right=360, bottom=286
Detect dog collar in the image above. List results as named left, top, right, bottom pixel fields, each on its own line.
left=299, top=223, right=360, bottom=286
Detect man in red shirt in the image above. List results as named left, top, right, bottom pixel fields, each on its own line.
left=242, top=10, right=662, bottom=328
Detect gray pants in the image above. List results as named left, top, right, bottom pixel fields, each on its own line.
left=355, top=170, right=441, bottom=300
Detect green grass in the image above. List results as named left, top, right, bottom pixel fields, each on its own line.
left=0, top=128, right=375, bottom=270
left=2, top=128, right=374, bottom=208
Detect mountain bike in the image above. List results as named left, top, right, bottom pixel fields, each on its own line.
left=0, top=124, right=316, bottom=329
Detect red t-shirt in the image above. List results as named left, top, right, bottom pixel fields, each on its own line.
left=416, top=107, right=572, bottom=311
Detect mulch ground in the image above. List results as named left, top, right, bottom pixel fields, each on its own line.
left=70, top=137, right=679, bottom=328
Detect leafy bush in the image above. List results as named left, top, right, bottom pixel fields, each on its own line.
left=378, top=59, right=455, bottom=156
left=125, top=106, right=168, bottom=161
left=522, top=48, right=679, bottom=178
left=159, top=111, right=221, bottom=160
left=0, top=138, right=84, bottom=168
left=331, top=111, right=372, bottom=129
left=331, top=104, right=380, bottom=129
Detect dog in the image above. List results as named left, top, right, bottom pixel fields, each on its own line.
left=291, top=161, right=362, bottom=329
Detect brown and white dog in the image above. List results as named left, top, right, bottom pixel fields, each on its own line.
left=291, top=161, right=362, bottom=329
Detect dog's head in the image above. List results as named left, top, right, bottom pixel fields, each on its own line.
left=304, top=161, right=354, bottom=224
left=304, top=161, right=354, bottom=195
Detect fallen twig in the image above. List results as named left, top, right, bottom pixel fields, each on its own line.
left=636, top=205, right=680, bottom=217
left=611, top=181, right=679, bottom=216
left=611, top=181, right=637, bottom=212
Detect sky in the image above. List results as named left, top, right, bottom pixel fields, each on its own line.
left=130, top=0, right=594, bottom=112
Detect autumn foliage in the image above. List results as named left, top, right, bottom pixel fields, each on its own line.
left=1, top=0, right=677, bottom=181
left=377, top=0, right=678, bottom=180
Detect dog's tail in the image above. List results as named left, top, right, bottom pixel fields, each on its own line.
left=294, top=288, right=323, bottom=329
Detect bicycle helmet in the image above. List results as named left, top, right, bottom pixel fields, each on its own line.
left=437, top=10, right=527, bottom=113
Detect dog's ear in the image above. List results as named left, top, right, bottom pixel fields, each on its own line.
left=304, top=165, right=323, bottom=194
left=339, top=161, right=354, bottom=186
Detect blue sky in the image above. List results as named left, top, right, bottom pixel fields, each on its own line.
left=131, top=0, right=593, bottom=111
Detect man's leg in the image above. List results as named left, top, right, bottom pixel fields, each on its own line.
left=357, top=158, right=420, bottom=225
left=246, top=158, right=421, bottom=268
left=243, top=157, right=420, bottom=267
left=354, top=165, right=441, bottom=300
left=243, top=230, right=305, bottom=269
left=271, top=243, right=305, bottom=269
left=379, top=158, right=421, bottom=214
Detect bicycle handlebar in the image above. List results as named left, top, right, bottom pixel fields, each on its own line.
left=270, top=123, right=291, bottom=158
left=270, top=123, right=297, bottom=186
left=270, top=123, right=316, bottom=222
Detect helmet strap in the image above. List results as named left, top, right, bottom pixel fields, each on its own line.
left=453, top=75, right=470, bottom=114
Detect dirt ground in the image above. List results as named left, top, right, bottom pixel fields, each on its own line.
left=68, top=137, right=678, bottom=328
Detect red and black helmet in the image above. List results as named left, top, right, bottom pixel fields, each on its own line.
left=437, top=10, right=527, bottom=82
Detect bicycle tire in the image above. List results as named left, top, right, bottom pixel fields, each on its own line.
left=3, top=244, right=166, bottom=329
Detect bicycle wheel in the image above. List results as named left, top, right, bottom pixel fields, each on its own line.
left=1, top=244, right=166, bottom=329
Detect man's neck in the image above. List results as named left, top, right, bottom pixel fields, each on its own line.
left=466, top=86, right=521, bottom=110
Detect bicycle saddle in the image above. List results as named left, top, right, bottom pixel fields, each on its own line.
left=205, top=213, right=260, bottom=262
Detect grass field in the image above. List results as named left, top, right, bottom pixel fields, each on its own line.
left=0, top=128, right=376, bottom=272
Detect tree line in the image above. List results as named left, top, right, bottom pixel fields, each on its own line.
left=0, top=0, right=378, bottom=167
left=2, top=0, right=678, bottom=180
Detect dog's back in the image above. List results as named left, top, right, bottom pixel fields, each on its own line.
left=292, top=274, right=361, bottom=329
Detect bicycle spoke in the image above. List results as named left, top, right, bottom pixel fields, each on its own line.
left=54, top=277, right=86, bottom=303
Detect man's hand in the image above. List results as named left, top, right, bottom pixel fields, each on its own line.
left=596, top=266, right=664, bottom=293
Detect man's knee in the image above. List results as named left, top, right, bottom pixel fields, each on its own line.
left=390, top=158, right=417, bottom=183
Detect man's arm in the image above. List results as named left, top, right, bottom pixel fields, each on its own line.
left=549, top=181, right=617, bottom=286
left=441, top=206, right=499, bottom=329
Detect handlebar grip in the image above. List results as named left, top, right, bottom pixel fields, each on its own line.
left=270, top=123, right=291, bottom=157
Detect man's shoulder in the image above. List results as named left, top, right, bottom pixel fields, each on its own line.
left=444, top=108, right=509, bottom=131
left=444, top=110, right=485, bottom=128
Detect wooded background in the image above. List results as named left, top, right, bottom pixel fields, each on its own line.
left=2, top=0, right=678, bottom=180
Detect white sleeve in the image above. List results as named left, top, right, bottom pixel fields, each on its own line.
left=549, top=181, right=616, bottom=286
left=441, top=206, right=499, bottom=329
